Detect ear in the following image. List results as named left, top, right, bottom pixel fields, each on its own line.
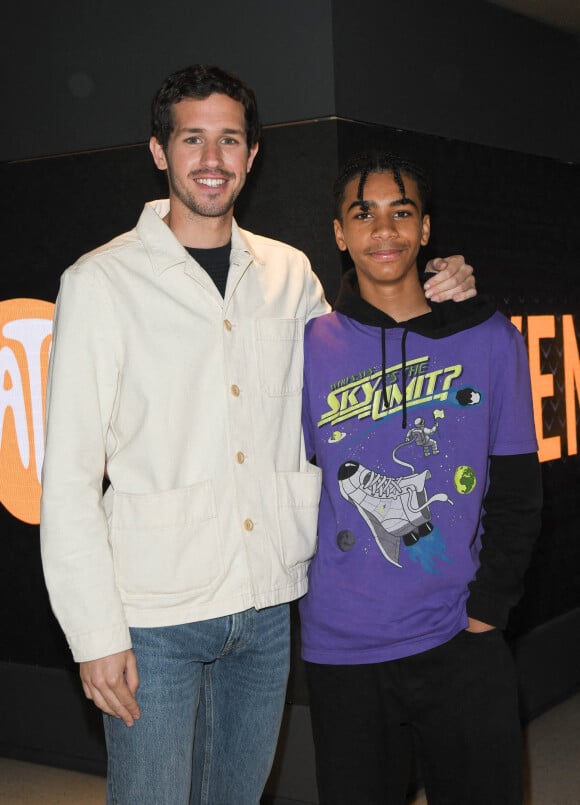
left=246, top=142, right=259, bottom=173
left=421, top=214, right=431, bottom=247
left=149, top=137, right=168, bottom=171
left=333, top=219, right=348, bottom=252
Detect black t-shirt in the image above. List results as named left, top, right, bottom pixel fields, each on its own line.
left=186, top=242, right=231, bottom=297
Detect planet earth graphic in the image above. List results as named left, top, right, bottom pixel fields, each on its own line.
left=454, top=465, right=476, bottom=494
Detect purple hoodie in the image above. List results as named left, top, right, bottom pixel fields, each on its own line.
left=300, top=271, right=540, bottom=664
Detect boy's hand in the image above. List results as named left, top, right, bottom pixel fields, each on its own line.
left=424, top=255, right=476, bottom=302
left=465, top=617, right=495, bottom=633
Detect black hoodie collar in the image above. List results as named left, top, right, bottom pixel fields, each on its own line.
left=334, top=268, right=496, bottom=339
left=334, top=268, right=497, bottom=428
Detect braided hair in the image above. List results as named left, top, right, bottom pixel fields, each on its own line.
left=333, top=151, right=430, bottom=221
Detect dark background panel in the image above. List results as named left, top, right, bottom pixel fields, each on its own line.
left=3, top=1, right=579, bottom=164
left=1, top=0, right=335, bottom=162
left=4, top=146, right=165, bottom=301
left=332, top=0, right=580, bottom=163
left=235, top=120, right=341, bottom=304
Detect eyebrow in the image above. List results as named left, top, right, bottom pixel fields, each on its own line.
left=177, top=127, right=245, bottom=136
left=346, top=196, right=419, bottom=213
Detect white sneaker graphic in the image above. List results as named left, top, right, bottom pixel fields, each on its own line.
left=338, top=461, right=452, bottom=567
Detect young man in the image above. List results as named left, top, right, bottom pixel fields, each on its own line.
left=40, top=66, right=476, bottom=804
left=300, top=152, right=542, bottom=805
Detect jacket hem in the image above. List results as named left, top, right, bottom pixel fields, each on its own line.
left=123, top=579, right=309, bottom=629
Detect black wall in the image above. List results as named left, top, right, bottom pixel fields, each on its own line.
left=3, top=1, right=579, bottom=163
left=333, top=0, right=580, bottom=163
left=2, top=0, right=335, bottom=162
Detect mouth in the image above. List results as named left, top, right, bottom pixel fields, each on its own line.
left=194, top=177, right=228, bottom=188
left=366, top=248, right=405, bottom=260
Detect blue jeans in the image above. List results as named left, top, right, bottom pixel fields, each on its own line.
left=104, top=605, right=290, bottom=804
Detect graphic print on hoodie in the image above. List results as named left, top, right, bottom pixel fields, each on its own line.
left=300, top=269, right=538, bottom=665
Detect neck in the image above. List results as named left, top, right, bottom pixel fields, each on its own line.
left=358, top=273, right=431, bottom=322
left=164, top=200, right=234, bottom=249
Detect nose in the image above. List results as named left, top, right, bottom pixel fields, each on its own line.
left=201, top=140, right=222, bottom=167
left=371, top=215, right=397, bottom=239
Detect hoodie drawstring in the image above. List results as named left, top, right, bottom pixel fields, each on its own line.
left=401, top=326, right=409, bottom=428
left=381, top=325, right=388, bottom=410
left=381, top=325, right=410, bottom=429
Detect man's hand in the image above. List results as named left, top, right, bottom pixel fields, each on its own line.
left=424, top=255, right=476, bottom=302
left=80, top=649, right=140, bottom=727
left=465, top=617, right=495, bottom=633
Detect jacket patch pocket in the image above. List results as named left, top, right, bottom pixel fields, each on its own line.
left=256, top=317, right=305, bottom=396
left=276, top=465, right=322, bottom=568
left=110, top=481, right=223, bottom=599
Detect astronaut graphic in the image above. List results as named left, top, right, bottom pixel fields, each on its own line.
left=338, top=453, right=453, bottom=568
left=405, top=410, right=445, bottom=457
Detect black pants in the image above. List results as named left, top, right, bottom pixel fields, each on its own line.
left=306, top=629, right=523, bottom=805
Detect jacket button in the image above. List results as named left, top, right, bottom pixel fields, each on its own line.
left=224, top=319, right=233, bottom=331
left=243, top=518, right=254, bottom=532
left=236, top=451, right=245, bottom=464
left=231, top=384, right=240, bottom=396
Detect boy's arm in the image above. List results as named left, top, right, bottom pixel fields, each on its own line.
left=466, top=452, right=542, bottom=629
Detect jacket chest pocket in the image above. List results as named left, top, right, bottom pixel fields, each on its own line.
left=255, top=317, right=305, bottom=396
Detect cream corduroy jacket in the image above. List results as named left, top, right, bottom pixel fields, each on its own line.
left=40, top=200, right=330, bottom=661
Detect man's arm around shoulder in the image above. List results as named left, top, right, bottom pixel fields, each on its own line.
left=424, top=254, right=476, bottom=302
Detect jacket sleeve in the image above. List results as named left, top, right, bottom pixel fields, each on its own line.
left=40, top=263, right=131, bottom=662
left=302, top=324, right=317, bottom=464
left=466, top=452, right=542, bottom=628
left=303, top=255, right=331, bottom=323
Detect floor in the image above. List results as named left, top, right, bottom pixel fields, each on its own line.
left=0, top=693, right=578, bottom=804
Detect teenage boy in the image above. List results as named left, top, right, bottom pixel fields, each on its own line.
left=40, top=63, right=476, bottom=804
left=300, top=152, right=542, bottom=805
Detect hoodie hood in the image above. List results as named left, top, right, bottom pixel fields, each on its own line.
left=334, top=268, right=497, bottom=428
left=334, top=268, right=496, bottom=338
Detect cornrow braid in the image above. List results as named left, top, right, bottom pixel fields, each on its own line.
left=333, top=151, right=430, bottom=222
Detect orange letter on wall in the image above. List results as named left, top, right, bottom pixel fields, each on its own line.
left=562, top=314, right=580, bottom=457
left=0, top=299, right=54, bottom=524
left=527, top=315, right=561, bottom=463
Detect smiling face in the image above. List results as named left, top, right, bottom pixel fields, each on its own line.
left=149, top=93, right=258, bottom=222
left=334, top=170, right=430, bottom=298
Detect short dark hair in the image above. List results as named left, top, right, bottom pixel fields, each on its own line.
left=333, top=151, right=430, bottom=222
left=151, top=64, right=261, bottom=150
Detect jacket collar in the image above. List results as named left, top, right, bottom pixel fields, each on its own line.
left=137, top=200, right=260, bottom=275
